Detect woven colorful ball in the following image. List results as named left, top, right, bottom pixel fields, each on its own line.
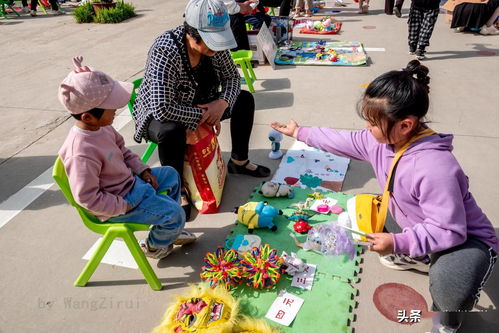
left=200, top=247, right=243, bottom=290
left=241, top=244, right=284, bottom=289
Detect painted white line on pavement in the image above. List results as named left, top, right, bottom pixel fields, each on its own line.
left=364, top=48, right=386, bottom=52
left=0, top=109, right=132, bottom=229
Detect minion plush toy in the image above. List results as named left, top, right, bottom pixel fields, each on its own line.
left=234, top=201, right=282, bottom=233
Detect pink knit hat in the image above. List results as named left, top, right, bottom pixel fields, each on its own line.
left=58, top=56, right=133, bottom=114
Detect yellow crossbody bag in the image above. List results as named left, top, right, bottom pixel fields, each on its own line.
left=354, top=128, right=436, bottom=236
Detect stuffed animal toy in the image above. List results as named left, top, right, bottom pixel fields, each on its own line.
left=235, top=201, right=283, bottom=233
left=259, top=181, right=294, bottom=199
left=152, top=284, right=239, bottom=333
left=280, top=251, right=307, bottom=276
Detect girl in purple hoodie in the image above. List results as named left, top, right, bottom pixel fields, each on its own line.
left=271, top=60, right=497, bottom=333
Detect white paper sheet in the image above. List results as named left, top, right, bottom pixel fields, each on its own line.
left=82, top=238, right=138, bottom=269
left=265, top=290, right=305, bottom=326
left=291, top=263, right=317, bottom=290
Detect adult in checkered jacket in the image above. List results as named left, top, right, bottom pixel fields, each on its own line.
left=407, top=0, right=441, bottom=59
left=133, top=0, right=271, bottom=217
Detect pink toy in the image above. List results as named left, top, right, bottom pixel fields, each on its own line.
left=316, top=204, right=330, bottom=213
left=330, top=205, right=343, bottom=214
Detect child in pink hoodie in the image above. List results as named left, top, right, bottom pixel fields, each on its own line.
left=271, top=60, right=497, bottom=332
left=58, top=57, right=196, bottom=260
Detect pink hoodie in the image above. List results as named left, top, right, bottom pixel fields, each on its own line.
left=59, top=125, right=149, bottom=221
left=298, top=127, right=498, bottom=257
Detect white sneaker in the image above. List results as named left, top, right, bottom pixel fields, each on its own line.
left=424, top=312, right=460, bottom=333
left=173, top=230, right=197, bottom=246
left=379, top=253, right=430, bottom=273
left=30, top=9, right=36, bottom=16
left=139, top=240, right=174, bottom=260
left=52, top=9, right=65, bottom=15
left=21, top=7, right=31, bottom=14
left=480, top=24, right=499, bottom=35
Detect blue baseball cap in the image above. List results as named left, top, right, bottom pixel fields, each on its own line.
left=184, top=0, right=237, bottom=51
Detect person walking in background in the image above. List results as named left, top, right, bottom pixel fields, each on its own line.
left=385, top=0, right=405, bottom=17
left=407, top=0, right=440, bottom=59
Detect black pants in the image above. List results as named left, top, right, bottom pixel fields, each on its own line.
left=23, top=0, right=59, bottom=10
left=146, top=90, right=255, bottom=179
left=384, top=0, right=404, bottom=14
left=385, top=214, right=497, bottom=328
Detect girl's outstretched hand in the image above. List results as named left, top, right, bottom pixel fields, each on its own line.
left=270, top=119, right=300, bottom=138
left=366, top=233, right=394, bottom=255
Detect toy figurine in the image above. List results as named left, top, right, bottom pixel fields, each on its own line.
left=281, top=251, right=307, bottom=276
left=259, top=181, right=295, bottom=198
left=268, top=129, right=283, bottom=159
left=293, top=220, right=313, bottom=233
left=234, top=201, right=283, bottom=233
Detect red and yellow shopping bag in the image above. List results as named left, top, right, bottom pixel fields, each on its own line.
left=183, top=124, right=226, bottom=214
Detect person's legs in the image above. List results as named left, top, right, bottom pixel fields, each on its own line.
left=224, top=90, right=255, bottom=162
left=429, top=238, right=497, bottom=329
left=147, top=119, right=187, bottom=179
left=385, top=0, right=395, bottom=15
left=230, top=13, right=251, bottom=51
left=222, top=90, right=270, bottom=177
left=279, top=0, right=292, bottom=16
left=30, top=0, right=37, bottom=15
left=49, top=0, right=58, bottom=10
left=415, top=7, right=439, bottom=54
left=486, top=7, right=499, bottom=26
left=108, top=175, right=186, bottom=250
left=407, top=4, right=423, bottom=53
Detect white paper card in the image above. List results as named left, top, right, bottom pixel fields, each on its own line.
left=83, top=238, right=138, bottom=269
left=291, top=263, right=317, bottom=290
left=265, top=290, right=305, bottom=326
left=310, top=198, right=338, bottom=213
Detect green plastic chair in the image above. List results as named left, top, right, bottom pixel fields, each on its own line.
left=230, top=50, right=257, bottom=93
left=52, top=157, right=162, bottom=291
left=266, top=7, right=276, bottom=16
left=127, top=78, right=158, bottom=163
left=0, top=0, right=20, bottom=18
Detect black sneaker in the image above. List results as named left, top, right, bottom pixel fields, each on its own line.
left=415, top=48, right=426, bottom=60
left=379, top=254, right=430, bottom=273
left=409, top=44, right=417, bottom=55
left=394, top=7, right=401, bottom=18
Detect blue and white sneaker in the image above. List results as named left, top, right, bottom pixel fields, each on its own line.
left=379, top=254, right=430, bottom=273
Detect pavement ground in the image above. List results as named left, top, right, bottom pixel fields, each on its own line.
left=0, top=0, right=498, bottom=332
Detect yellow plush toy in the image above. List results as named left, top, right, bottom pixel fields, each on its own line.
left=152, top=285, right=238, bottom=333
left=235, top=316, right=282, bottom=333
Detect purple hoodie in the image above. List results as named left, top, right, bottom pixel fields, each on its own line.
left=298, top=127, right=498, bottom=257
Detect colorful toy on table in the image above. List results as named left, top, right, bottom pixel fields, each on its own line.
left=327, top=49, right=338, bottom=62
left=234, top=201, right=283, bottom=233
left=293, top=219, right=313, bottom=233
left=225, top=234, right=262, bottom=255
left=152, top=284, right=239, bottom=333
left=307, top=191, right=324, bottom=200
left=259, top=181, right=295, bottom=199
left=290, top=222, right=356, bottom=259
left=268, top=129, right=284, bottom=159
left=280, top=251, right=307, bottom=276
left=240, top=244, right=284, bottom=289
left=200, top=247, right=243, bottom=291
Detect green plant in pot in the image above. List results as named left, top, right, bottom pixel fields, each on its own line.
left=92, top=0, right=117, bottom=15
left=73, top=0, right=136, bottom=24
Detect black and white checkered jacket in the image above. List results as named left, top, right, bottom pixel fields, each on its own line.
left=132, top=25, right=241, bottom=143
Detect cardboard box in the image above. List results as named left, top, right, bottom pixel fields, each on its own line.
left=441, top=0, right=486, bottom=24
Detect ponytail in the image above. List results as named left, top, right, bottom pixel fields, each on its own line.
left=357, top=60, right=431, bottom=139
